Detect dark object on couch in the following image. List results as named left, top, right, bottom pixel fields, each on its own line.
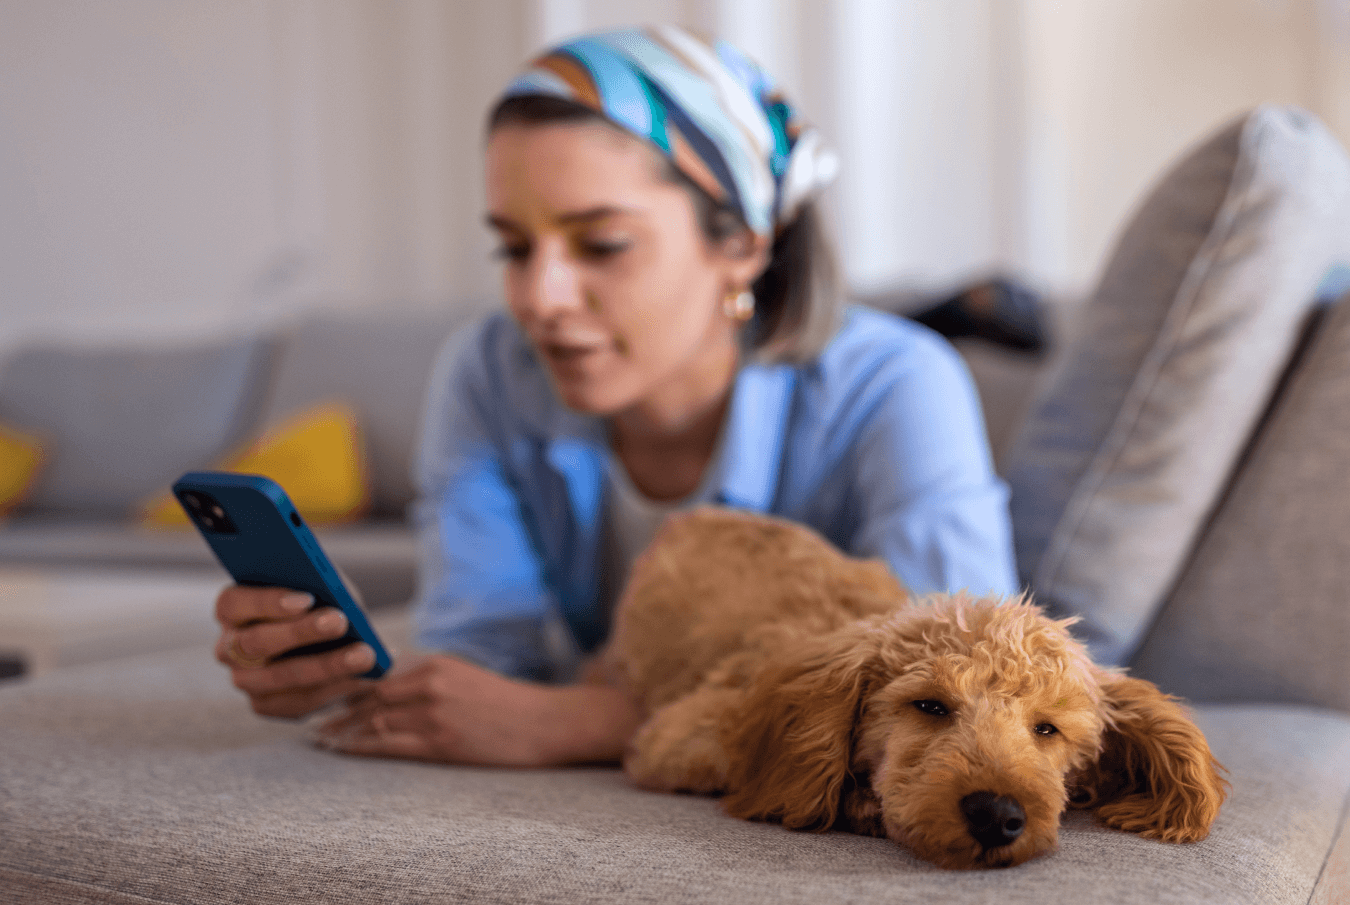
left=909, top=277, right=1050, bottom=355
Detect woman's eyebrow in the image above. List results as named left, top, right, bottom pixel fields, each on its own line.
left=556, top=205, right=636, bottom=225
left=485, top=206, right=638, bottom=232
left=485, top=214, right=520, bottom=233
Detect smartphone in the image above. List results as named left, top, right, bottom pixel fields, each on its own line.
left=173, top=470, right=391, bottom=678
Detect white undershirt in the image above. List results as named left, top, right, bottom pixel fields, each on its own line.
left=603, top=444, right=724, bottom=601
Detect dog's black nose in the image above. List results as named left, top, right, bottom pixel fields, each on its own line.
left=960, top=791, right=1026, bottom=851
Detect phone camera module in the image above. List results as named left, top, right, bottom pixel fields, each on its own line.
left=175, top=490, right=240, bottom=535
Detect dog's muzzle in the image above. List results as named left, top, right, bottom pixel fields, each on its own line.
left=960, top=791, right=1026, bottom=851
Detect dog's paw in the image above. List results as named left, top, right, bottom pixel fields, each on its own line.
left=623, top=703, right=731, bottom=794
left=834, top=779, right=886, bottom=837
left=1095, top=797, right=1214, bottom=843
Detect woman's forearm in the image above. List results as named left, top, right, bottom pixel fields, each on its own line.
left=535, top=683, right=645, bottom=766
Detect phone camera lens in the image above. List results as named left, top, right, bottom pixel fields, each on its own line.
left=175, top=487, right=239, bottom=534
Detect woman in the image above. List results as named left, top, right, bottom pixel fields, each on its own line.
left=212, top=25, right=1016, bottom=766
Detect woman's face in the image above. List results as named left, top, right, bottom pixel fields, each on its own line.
left=485, top=120, right=766, bottom=419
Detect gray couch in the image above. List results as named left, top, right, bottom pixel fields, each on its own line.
left=0, top=304, right=496, bottom=621
left=4, top=105, right=1350, bottom=904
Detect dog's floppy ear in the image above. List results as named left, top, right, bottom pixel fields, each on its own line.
left=1070, top=674, right=1227, bottom=843
left=719, top=622, right=882, bottom=831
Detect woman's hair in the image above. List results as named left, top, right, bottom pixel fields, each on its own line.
left=489, top=94, right=842, bottom=363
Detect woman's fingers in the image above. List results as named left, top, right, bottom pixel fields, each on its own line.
left=215, top=585, right=314, bottom=628
left=250, top=677, right=371, bottom=719
left=215, top=607, right=351, bottom=668
left=322, top=725, right=434, bottom=761
left=229, top=642, right=377, bottom=696
left=211, top=584, right=377, bottom=721
left=314, top=697, right=441, bottom=760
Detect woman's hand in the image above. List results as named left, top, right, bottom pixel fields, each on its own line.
left=214, top=585, right=378, bottom=719
left=312, top=655, right=644, bottom=768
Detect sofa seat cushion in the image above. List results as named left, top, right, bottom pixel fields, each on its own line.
left=1003, top=104, right=1350, bottom=666
left=1, top=649, right=1346, bottom=905
left=0, top=521, right=417, bottom=609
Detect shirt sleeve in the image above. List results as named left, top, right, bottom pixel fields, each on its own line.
left=407, top=318, right=582, bottom=681
left=845, top=323, right=1019, bottom=597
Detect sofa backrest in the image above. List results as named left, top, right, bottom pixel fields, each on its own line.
left=0, top=303, right=493, bottom=523
left=257, top=305, right=489, bottom=520
left=1129, top=289, right=1350, bottom=713
left=0, top=333, right=276, bottom=517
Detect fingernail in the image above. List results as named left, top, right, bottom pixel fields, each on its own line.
left=281, top=593, right=314, bottom=613
left=317, top=610, right=348, bottom=635
left=345, top=644, right=374, bottom=669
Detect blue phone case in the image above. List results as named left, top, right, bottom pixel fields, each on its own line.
left=172, top=471, right=391, bottom=678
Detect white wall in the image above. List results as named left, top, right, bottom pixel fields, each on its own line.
left=2, top=0, right=1348, bottom=360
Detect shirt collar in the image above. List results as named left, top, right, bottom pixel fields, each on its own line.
left=716, top=361, right=795, bottom=511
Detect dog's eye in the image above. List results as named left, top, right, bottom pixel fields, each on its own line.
left=912, top=700, right=950, bottom=717
left=1034, top=722, right=1059, bottom=737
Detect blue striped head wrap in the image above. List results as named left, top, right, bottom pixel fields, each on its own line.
left=501, top=25, right=837, bottom=237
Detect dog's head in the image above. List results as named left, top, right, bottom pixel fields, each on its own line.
left=719, top=594, right=1226, bottom=869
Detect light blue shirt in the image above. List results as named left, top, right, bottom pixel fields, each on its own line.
left=411, top=306, right=1018, bottom=680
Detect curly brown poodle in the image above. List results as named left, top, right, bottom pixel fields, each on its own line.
left=597, top=507, right=1227, bottom=869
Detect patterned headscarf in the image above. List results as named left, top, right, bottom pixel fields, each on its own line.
left=501, top=25, right=838, bottom=237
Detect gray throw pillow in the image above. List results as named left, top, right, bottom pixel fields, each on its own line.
left=1003, top=105, right=1350, bottom=666
left=0, top=335, right=274, bottom=517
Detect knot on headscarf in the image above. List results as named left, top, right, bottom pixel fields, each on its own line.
left=502, top=25, right=838, bottom=237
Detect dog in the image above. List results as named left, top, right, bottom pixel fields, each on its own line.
left=595, top=507, right=1227, bottom=869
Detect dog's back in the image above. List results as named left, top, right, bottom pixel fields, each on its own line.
left=604, top=507, right=908, bottom=710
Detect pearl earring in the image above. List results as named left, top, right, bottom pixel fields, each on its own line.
left=724, top=290, right=755, bottom=322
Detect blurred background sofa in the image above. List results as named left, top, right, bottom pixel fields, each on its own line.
left=0, top=307, right=488, bottom=613
left=3, top=105, right=1350, bottom=903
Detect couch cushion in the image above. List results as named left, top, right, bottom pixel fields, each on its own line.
left=0, top=522, right=417, bottom=610
left=259, top=307, right=489, bottom=520
left=1129, top=292, right=1350, bottom=712
left=0, top=334, right=274, bottom=517
left=1003, top=105, right=1350, bottom=665
left=1, top=646, right=1347, bottom=905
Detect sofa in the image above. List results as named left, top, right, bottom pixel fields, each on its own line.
left=3, top=105, right=1350, bottom=904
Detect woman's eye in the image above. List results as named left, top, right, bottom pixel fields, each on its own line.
left=580, top=239, right=631, bottom=259
left=492, top=244, right=530, bottom=263
left=1034, top=723, right=1059, bottom=737
left=912, top=700, right=949, bottom=718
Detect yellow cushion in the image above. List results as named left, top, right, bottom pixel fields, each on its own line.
left=0, top=421, right=46, bottom=517
left=141, top=401, right=370, bottom=528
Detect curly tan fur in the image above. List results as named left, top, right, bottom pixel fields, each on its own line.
left=599, top=507, right=1227, bottom=869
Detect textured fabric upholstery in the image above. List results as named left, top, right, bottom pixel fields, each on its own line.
left=2, top=647, right=1347, bottom=905
left=0, top=334, right=274, bottom=516
left=1130, top=292, right=1350, bottom=711
left=1004, top=105, right=1350, bottom=666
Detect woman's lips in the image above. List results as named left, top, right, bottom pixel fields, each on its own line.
left=538, top=336, right=610, bottom=374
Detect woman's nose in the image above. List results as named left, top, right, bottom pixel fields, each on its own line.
left=518, top=248, right=583, bottom=320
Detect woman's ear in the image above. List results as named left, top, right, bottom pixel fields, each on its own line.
left=719, top=623, right=882, bottom=831
left=720, top=228, right=772, bottom=289
left=1071, top=674, right=1228, bottom=843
